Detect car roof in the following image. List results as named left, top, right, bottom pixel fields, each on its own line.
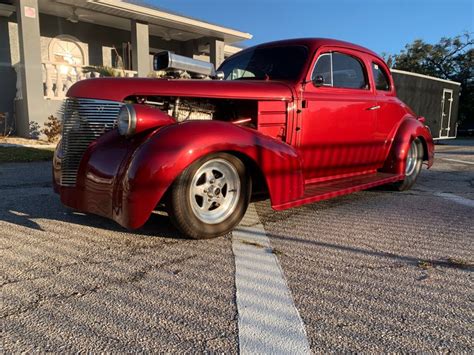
left=246, top=38, right=384, bottom=62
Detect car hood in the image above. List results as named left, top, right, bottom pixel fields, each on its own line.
left=67, top=78, right=295, bottom=102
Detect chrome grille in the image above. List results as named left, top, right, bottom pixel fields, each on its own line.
left=60, top=98, right=122, bottom=186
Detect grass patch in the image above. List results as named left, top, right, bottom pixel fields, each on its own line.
left=271, top=248, right=285, bottom=256
left=417, top=258, right=473, bottom=271
left=0, top=146, right=54, bottom=163
left=417, top=260, right=433, bottom=270
left=446, top=257, right=473, bottom=270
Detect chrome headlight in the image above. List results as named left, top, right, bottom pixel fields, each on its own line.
left=117, top=104, right=136, bottom=136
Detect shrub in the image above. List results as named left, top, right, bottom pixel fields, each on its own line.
left=29, top=121, right=40, bottom=139
left=82, top=65, right=119, bottom=77
left=42, top=115, right=62, bottom=142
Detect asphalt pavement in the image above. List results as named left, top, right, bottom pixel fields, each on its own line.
left=1, top=139, right=473, bottom=352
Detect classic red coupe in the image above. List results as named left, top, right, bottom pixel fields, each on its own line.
left=53, top=38, right=434, bottom=239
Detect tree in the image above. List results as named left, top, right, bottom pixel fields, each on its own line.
left=384, top=32, right=473, bottom=125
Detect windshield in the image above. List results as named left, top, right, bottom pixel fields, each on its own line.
left=219, top=45, right=308, bottom=81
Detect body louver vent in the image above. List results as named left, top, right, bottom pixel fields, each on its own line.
left=60, top=98, right=122, bottom=186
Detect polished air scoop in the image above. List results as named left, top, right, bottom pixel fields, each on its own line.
left=153, top=51, right=217, bottom=78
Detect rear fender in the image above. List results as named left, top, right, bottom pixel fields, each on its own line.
left=381, top=117, right=434, bottom=175
left=119, top=120, right=304, bottom=229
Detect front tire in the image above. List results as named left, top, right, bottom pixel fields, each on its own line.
left=167, top=153, right=251, bottom=239
left=393, top=138, right=424, bottom=191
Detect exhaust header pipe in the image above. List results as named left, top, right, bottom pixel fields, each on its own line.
left=153, top=51, right=216, bottom=77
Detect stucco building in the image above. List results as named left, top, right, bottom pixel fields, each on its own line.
left=0, top=0, right=251, bottom=137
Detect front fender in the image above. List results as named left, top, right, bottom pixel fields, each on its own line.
left=381, top=117, right=434, bottom=175
left=119, top=121, right=304, bottom=229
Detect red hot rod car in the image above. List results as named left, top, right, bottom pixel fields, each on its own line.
left=53, top=38, right=434, bottom=239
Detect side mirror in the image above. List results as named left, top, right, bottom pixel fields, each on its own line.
left=313, top=75, right=324, bottom=87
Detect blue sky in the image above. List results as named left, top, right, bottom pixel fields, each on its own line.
left=145, top=0, right=473, bottom=55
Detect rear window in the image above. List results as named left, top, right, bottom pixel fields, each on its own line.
left=372, top=63, right=391, bottom=91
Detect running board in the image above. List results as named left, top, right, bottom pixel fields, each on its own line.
left=273, top=172, right=403, bottom=210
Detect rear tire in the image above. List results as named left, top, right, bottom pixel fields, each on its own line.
left=167, top=153, right=251, bottom=239
left=392, top=138, right=424, bottom=191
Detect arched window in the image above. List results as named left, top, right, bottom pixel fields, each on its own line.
left=49, top=35, right=85, bottom=66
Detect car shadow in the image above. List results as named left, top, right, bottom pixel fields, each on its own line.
left=435, top=150, right=474, bottom=156
left=1, top=178, right=404, bottom=239
left=1, top=187, right=187, bottom=240
left=3, top=177, right=472, bottom=276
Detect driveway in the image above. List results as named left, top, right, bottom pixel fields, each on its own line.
left=1, top=140, right=472, bottom=352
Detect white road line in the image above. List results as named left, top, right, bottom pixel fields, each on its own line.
left=232, top=204, right=311, bottom=355
left=434, top=192, right=474, bottom=208
left=440, top=158, right=474, bottom=165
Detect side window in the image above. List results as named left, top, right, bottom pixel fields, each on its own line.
left=332, top=52, right=368, bottom=89
left=311, top=52, right=369, bottom=89
left=312, top=53, right=332, bottom=86
left=372, top=63, right=391, bottom=91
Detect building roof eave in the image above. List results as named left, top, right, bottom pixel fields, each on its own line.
left=0, top=3, right=15, bottom=17
left=84, top=0, right=252, bottom=43
left=390, top=69, right=461, bottom=86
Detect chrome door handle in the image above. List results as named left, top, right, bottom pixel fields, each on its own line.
left=366, top=105, right=380, bottom=111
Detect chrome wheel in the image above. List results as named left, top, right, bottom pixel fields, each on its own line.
left=189, top=158, right=241, bottom=225
left=405, top=140, right=418, bottom=176
left=391, top=138, right=423, bottom=192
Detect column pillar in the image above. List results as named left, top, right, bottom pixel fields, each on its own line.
left=15, top=0, right=44, bottom=137
left=181, top=39, right=196, bottom=58
left=209, top=39, right=225, bottom=68
left=131, top=20, right=149, bottom=76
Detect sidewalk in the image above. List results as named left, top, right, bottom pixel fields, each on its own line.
left=0, top=137, right=57, bottom=149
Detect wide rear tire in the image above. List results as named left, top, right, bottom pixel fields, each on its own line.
left=392, top=138, right=424, bottom=191
left=167, top=153, right=251, bottom=239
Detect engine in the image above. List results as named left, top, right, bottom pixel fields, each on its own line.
left=129, top=95, right=257, bottom=127
left=169, top=98, right=214, bottom=122
left=139, top=97, right=215, bottom=122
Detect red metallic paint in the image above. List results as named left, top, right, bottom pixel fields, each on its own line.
left=67, top=78, right=294, bottom=102
left=56, top=129, right=154, bottom=222
left=56, top=121, right=304, bottom=229
left=299, top=88, right=380, bottom=179
left=297, top=45, right=400, bottom=180
left=55, top=38, right=434, bottom=231
left=382, top=118, right=434, bottom=175
left=273, top=172, right=403, bottom=210
left=121, top=121, right=304, bottom=228
left=417, top=116, right=426, bottom=124
left=131, top=104, right=176, bottom=134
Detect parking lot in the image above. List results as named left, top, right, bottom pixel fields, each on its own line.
left=1, top=140, right=473, bottom=352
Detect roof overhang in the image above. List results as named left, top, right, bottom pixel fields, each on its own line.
left=0, top=3, right=14, bottom=17
left=391, top=69, right=461, bottom=86
left=224, top=44, right=244, bottom=56
left=44, top=0, right=252, bottom=44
